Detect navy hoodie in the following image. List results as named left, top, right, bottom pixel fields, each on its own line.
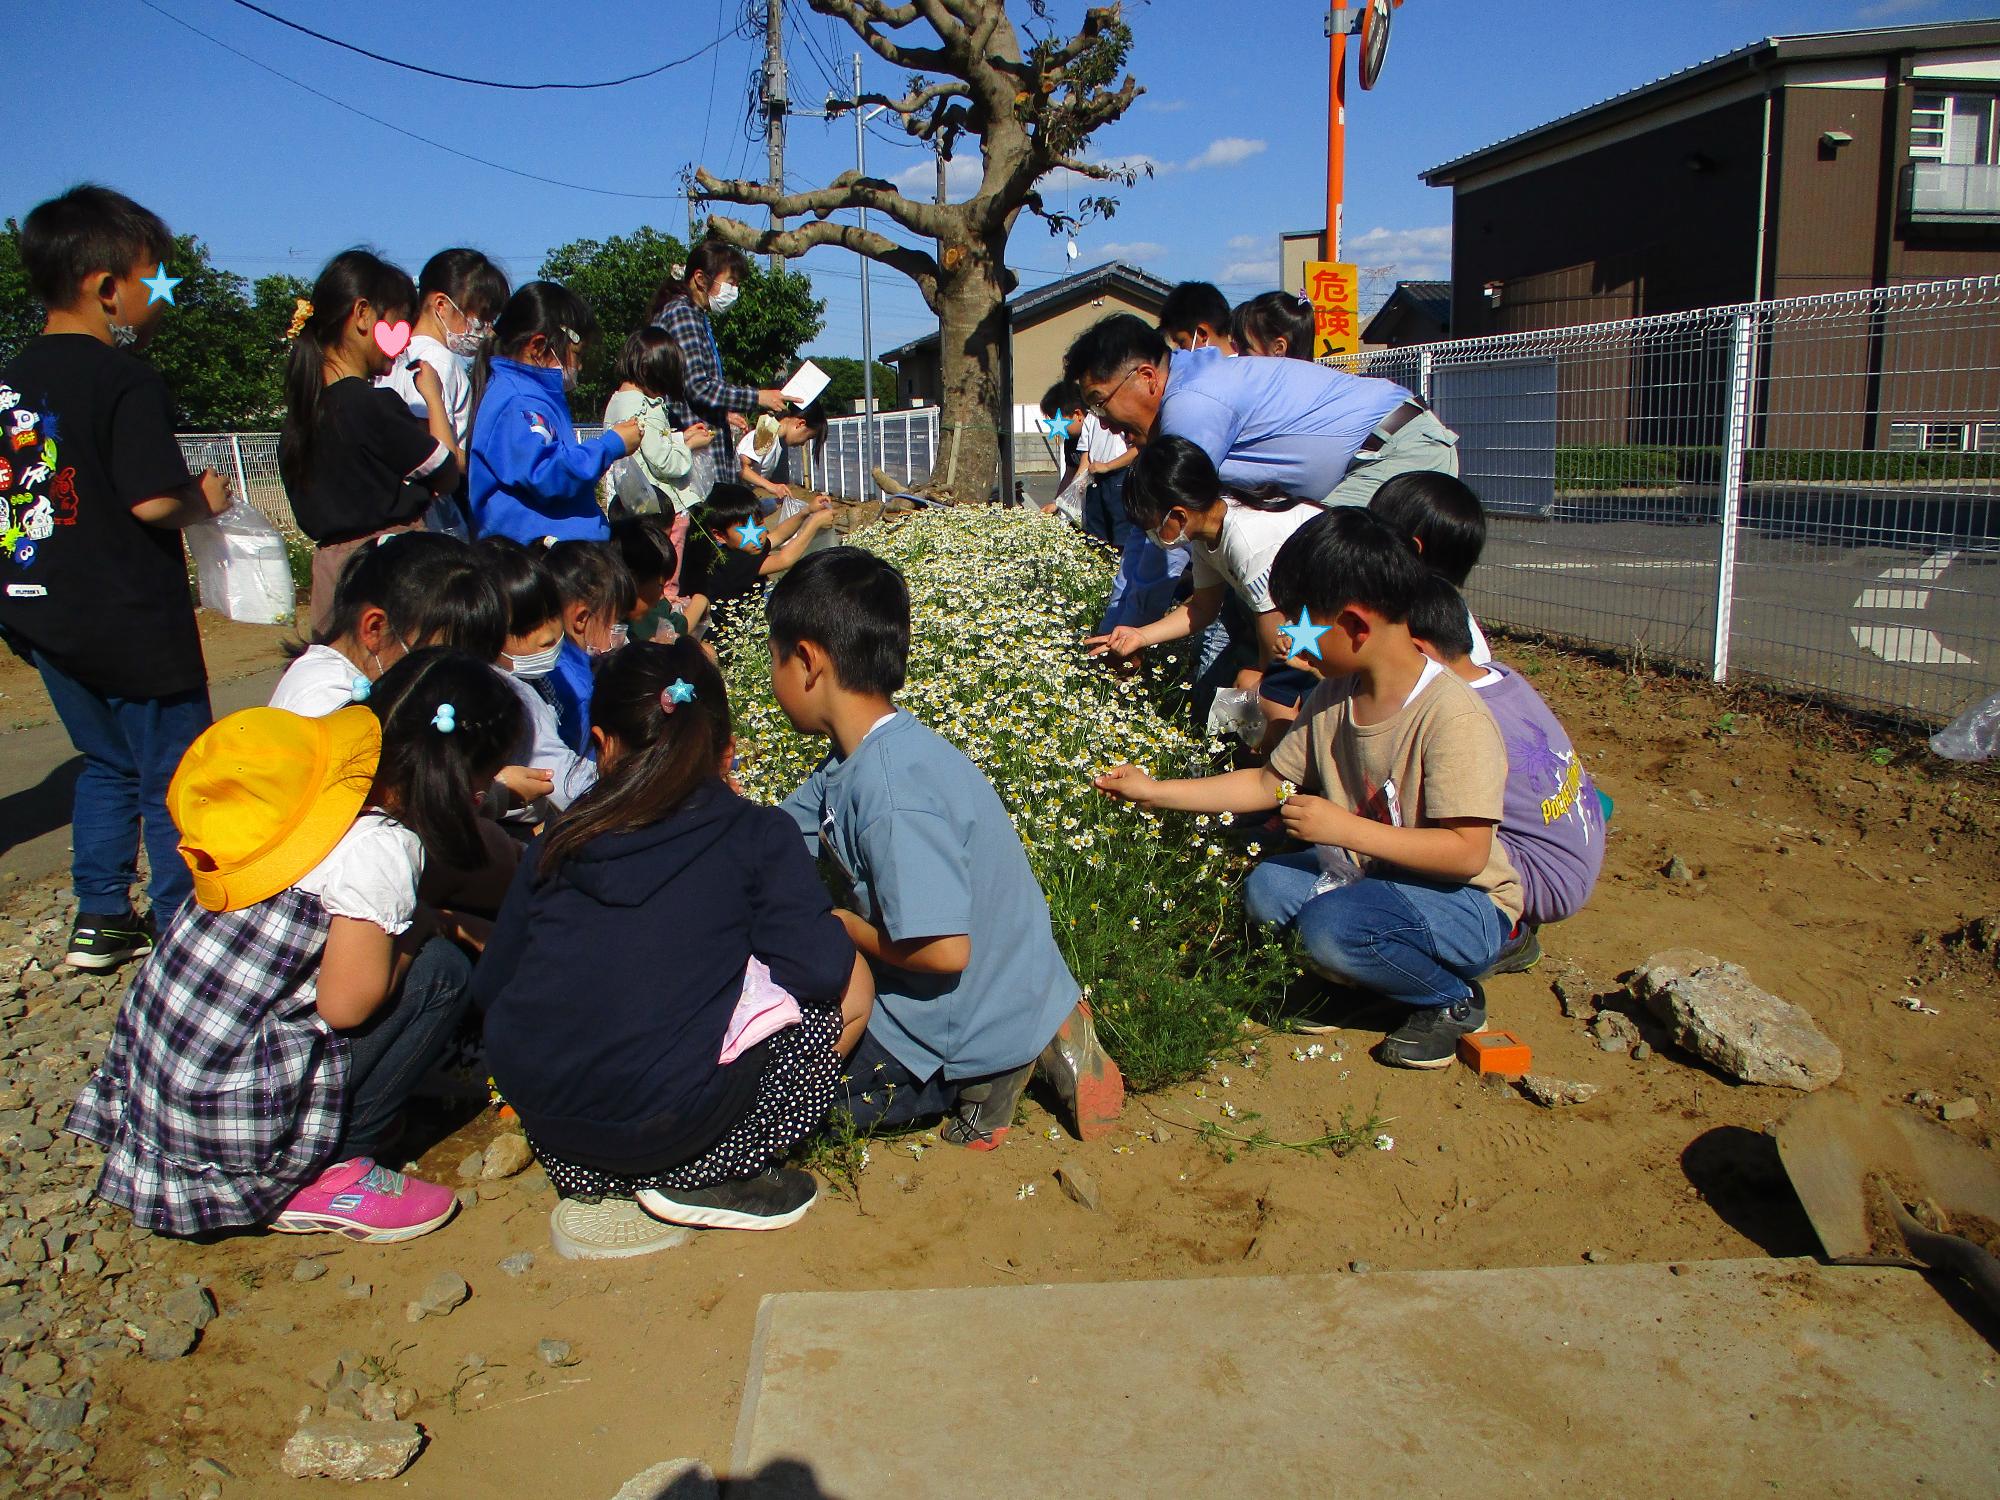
left=473, top=780, right=854, bottom=1175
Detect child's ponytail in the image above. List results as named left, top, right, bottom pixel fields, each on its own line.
left=279, top=249, right=419, bottom=494
left=365, top=647, right=523, bottom=869
left=645, top=238, right=749, bottom=323
left=467, top=280, right=601, bottom=448
left=536, top=640, right=730, bottom=878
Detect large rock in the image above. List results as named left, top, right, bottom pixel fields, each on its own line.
left=1629, top=949, right=1841, bottom=1091
left=280, top=1415, right=423, bottom=1482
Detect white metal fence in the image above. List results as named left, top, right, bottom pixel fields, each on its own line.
left=181, top=276, right=2000, bottom=723
left=1333, top=275, right=2000, bottom=725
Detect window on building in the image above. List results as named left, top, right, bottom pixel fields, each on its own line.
left=1911, top=92, right=1997, bottom=165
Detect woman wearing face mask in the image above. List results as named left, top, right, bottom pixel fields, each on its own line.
left=475, top=537, right=598, bottom=829
left=378, top=250, right=510, bottom=538
left=467, top=282, right=641, bottom=546
left=645, top=241, right=786, bottom=501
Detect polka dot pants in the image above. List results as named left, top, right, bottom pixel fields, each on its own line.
left=531, top=1008, right=842, bottom=1200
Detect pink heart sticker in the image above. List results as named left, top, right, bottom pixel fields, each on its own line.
left=372, top=320, right=413, bottom=359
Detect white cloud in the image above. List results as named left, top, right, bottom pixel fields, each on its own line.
left=1856, top=0, right=1932, bottom=18
left=891, top=154, right=982, bottom=199
left=1225, top=233, right=1263, bottom=253
left=1183, top=137, right=1267, bottom=171
left=1144, top=97, right=1188, bottom=113
left=1221, top=259, right=1281, bottom=286
left=1095, top=241, right=1167, bottom=262
left=1341, top=224, right=1452, bottom=280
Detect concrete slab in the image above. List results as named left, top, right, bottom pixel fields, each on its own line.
left=730, top=1260, right=2000, bottom=1499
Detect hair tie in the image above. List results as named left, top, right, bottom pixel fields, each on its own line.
left=660, top=679, right=696, bottom=713
left=432, top=703, right=457, bottom=733
left=669, top=262, right=688, bottom=281
left=540, top=535, right=559, bottom=550
left=1295, top=290, right=1312, bottom=309
left=560, top=325, right=580, bottom=345
left=285, top=298, right=313, bottom=340
left=349, top=674, right=371, bottom=703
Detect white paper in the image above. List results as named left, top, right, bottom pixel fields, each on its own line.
left=780, top=360, right=831, bottom=408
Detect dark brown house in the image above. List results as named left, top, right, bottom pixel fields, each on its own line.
left=1421, top=21, right=2000, bottom=452
left=1424, top=22, right=2000, bottom=326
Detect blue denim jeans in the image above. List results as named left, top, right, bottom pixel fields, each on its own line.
left=339, top=936, right=474, bottom=1160
left=1079, top=469, right=1123, bottom=546
left=31, top=649, right=211, bottom=922
left=1243, top=851, right=1507, bottom=1007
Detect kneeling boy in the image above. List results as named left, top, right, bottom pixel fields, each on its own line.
left=1095, top=510, right=1523, bottom=1069
left=770, top=549, right=1123, bottom=1146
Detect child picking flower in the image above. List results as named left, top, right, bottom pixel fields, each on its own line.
left=68, top=649, right=524, bottom=1240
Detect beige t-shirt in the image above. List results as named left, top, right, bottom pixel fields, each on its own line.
left=1267, top=665, right=1524, bottom=924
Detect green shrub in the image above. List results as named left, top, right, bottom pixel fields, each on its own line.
left=1556, top=444, right=2000, bottom=489
left=715, top=508, right=1298, bottom=1090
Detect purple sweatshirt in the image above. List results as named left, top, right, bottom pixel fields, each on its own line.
left=1471, top=665, right=1604, bottom=925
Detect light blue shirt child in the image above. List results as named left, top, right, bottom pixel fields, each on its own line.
left=781, top=712, right=1078, bottom=1082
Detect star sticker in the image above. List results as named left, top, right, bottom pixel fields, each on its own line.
left=664, top=678, right=696, bottom=705
left=141, top=267, right=182, bottom=307
left=1041, top=412, right=1073, bottom=442
left=1278, top=608, right=1330, bottom=660
left=733, top=516, right=768, bottom=549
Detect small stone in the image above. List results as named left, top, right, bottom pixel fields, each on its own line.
left=606, top=1459, right=718, bottom=1500
left=343, top=1281, right=372, bottom=1301
left=455, top=1188, right=477, bottom=1212
left=24, top=1393, right=86, bottom=1434
left=359, top=1382, right=400, bottom=1423
left=455, top=1151, right=486, bottom=1183
left=1054, top=1161, right=1100, bottom=1212
left=132, top=1317, right=198, bottom=1361
left=1348, top=1260, right=1374, bottom=1275
left=1661, top=855, right=1694, bottom=884
left=498, top=1252, right=535, bottom=1278
left=1940, top=1098, right=1979, bottom=1122
left=279, top=1416, right=423, bottom=1482
left=1630, top=1042, right=1654, bottom=1061
left=15, top=1350, right=61, bottom=1387
left=1590, top=1011, right=1641, bottom=1053
left=1149, top=1127, right=1170, bottom=1145
left=405, top=1270, right=469, bottom=1323
left=1584, top=1249, right=1608, bottom=1264
left=160, top=1287, right=216, bottom=1332
left=481, top=1133, right=534, bottom=1181
left=475, top=1180, right=509, bottom=1202
left=536, top=1338, right=577, bottom=1368
left=291, top=1258, right=328, bottom=1283
left=1517, top=1074, right=1601, bottom=1108
left=1909, top=1089, right=1942, bottom=1109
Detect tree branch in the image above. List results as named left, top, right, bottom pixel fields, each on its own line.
left=840, top=79, right=970, bottom=120
left=695, top=166, right=953, bottom=241
left=807, top=0, right=953, bottom=72
left=702, top=213, right=941, bottom=309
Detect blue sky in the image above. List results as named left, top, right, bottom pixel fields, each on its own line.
left=17, top=0, right=1993, bottom=360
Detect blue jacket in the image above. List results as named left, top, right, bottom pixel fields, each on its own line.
left=469, top=358, right=624, bottom=543
left=473, top=781, right=855, bottom=1174
left=548, top=638, right=593, bottom=755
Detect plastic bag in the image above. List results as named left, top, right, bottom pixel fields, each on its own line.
left=1931, top=689, right=2000, bottom=762
left=1205, top=686, right=1267, bottom=745
left=185, top=502, right=295, bottom=625
left=1051, top=469, right=1089, bottom=527
left=605, top=455, right=665, bottom=516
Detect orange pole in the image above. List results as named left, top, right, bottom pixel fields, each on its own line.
left=1326, top=0, right=1348, bottom=261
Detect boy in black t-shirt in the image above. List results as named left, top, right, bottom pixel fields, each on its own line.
left=0, top=186, right=232, bottom=970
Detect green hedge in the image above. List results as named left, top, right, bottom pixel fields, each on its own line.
left=1555, top=445, right=2000, bottom=489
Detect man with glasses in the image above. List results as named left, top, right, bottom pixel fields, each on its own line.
left=1061, top=314, right=1459, bottom=508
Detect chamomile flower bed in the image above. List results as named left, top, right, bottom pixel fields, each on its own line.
left=717, top=505, right=1293, bottom=1089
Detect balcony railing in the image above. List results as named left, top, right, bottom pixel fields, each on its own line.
left=1903, top=160, right=2000, bottom=224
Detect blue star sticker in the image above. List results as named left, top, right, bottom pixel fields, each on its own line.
left=733, top=516, right=768, bottom=549
left=141, top=267, right=182, bottom=307
left=1278, top=608, right=1330, bottom=660
left=1041, top=412, right=1072, bottom=442
left=664, top=678, right=696, bottom=705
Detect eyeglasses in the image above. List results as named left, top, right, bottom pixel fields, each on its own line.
left=1084, top=363, right=1142, bottom=417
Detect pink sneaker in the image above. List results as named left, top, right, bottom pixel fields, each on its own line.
left=271, top=1158, right=457, bottom=1243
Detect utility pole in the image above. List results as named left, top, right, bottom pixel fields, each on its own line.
left=763, top=1, right=787, bottom=270
left=854, top=54, right=876, bottom=477
left=1325, top=0, right=1348, bottom=259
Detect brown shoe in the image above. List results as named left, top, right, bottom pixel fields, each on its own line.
left=1036, top=1001, right=1126, bottom=1141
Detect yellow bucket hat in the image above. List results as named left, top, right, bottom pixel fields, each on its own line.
left=168, top=705, right=382, bottom=913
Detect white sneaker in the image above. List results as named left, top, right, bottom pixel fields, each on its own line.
left=548, top=1197, right=694, bottom=1260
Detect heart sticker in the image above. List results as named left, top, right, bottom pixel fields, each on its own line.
left=372, top=320, right=413, bottom=358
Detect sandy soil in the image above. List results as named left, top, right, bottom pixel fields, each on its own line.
left=30, top=639, right=2000, bottom=1498
left=0, top=614, right=293, bottom=733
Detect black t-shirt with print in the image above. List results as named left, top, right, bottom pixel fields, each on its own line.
left=0, top=335, right=205, bottom=699
left=285, top=378, right=445, bottom=545
left=680, top=525, right=766, bottom=616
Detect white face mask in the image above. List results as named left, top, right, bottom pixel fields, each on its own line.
left=707, top=280, right=740, bottom=314
left=503, top=641, right=562, bottom=680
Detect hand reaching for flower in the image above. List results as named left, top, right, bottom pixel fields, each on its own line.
left=1084, top=625, right=1147, bottom=661
left=1092, top=764, right=1156, bottom=803
left=1277, top=792, right=1348, bottom=845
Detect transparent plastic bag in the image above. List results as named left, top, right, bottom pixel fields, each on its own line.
left=1051, top=469, right=1089, bottom=527
left=1930, top=690, right=2000, bottom=762
left=185, top=501, right=294, bottom=625
left=1205, top=686, right=1267, bottom=745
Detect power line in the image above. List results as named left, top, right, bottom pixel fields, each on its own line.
left=220, top=0, right=731, bottom=90
left=139, top=0, right=685, bottom=202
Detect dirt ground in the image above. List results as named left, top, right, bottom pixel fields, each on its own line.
left=0, top=616, right=291, bottom=733
left=33, top=639, right=2000, bottom=1497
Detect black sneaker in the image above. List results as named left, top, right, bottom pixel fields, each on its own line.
left=636, top=1168, right=818, bottom=1231
left=1482, top=924, right=1543, bottom=977
left=1378, top=986, right=1488, bottom=1071
left=64, top=911, right=155, bottom=972
left=938, top=1062, right=1034, bottom=1152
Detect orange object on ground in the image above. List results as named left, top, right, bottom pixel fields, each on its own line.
left=1458, top=1030, right=1532, bottom=1077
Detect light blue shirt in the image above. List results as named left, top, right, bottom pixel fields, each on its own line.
left=781, top=713, right=1078, bottom=1082
left=1157, top=348, right=1410, bottom=501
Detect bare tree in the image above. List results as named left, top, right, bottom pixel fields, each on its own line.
left=694, top=2, right=1143, bottom=503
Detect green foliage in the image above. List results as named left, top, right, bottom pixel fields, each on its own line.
left=538, top=226, right=823, bottom=418
left=0, top=223, right=307, bottom=429
left=718, top=507, right=1299, bottom=1091
left=1556, top=443, right=2000, bottom=490
left=799, top=354, right=898, bottom=414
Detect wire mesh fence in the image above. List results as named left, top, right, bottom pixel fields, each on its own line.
left=1334, top=275, right=2000, bottom=724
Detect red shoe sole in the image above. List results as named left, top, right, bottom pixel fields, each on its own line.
left=1072, top=1064, right=1126, bottom=1141
left=958, top=1126, right=1011, bottom=1153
